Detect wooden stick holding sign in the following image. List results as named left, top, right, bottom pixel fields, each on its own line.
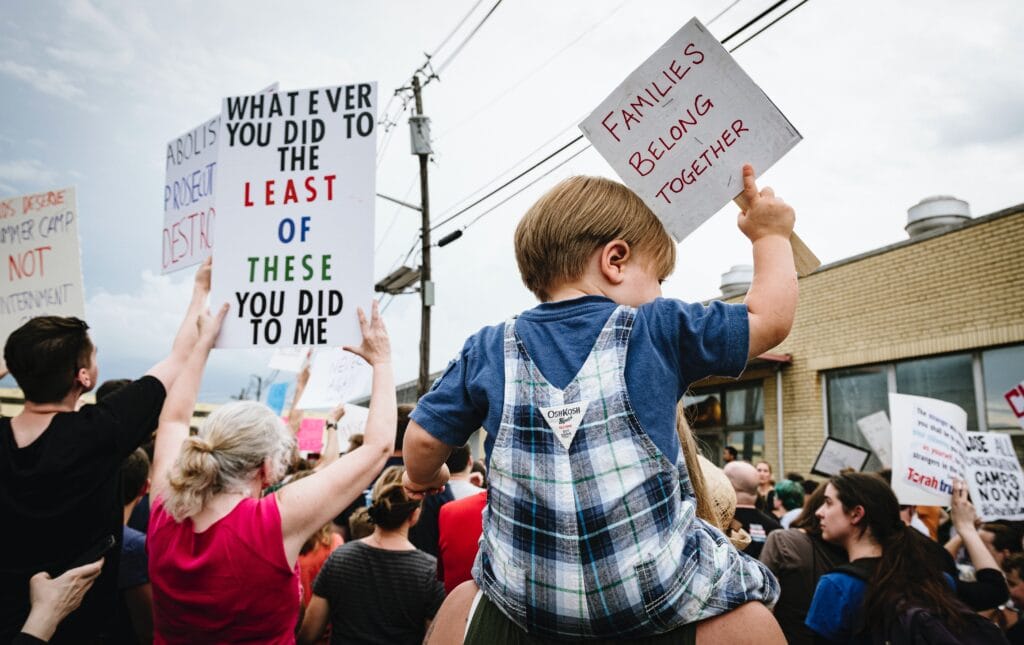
left=580, top=17, right=820, bottom=276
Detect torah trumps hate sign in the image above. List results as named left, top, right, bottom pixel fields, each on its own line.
left=580, top=18, right=801, bottom=243
left=210, top=84, right=376, bottom=348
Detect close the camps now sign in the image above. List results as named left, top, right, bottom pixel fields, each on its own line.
left=210, top=84, right=377, bottom=348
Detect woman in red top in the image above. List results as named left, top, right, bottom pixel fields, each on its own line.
left=147, top=302, right=395, bottom=644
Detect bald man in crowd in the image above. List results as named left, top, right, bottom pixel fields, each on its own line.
left=724, top=461, right=782, bottom=558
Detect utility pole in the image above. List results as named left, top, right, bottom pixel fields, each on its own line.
left=410, top=76, right=433, bottom=397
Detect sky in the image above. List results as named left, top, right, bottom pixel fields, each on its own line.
left=1, top=0, right=1022, bottom=403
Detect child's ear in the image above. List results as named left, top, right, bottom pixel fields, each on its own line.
left=600, top=239, right=632, bottom=284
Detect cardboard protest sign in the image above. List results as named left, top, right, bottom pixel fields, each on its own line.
left=162, top=83, right=279, bottom=274
left=293, top=404, right=369, bottom=453
left=210, top=84, right=376, bottom=347
left=296, top=348, right=371, bottom=410
left=0, top=187, right=85, bottom=345
left=856, top=411, right=892, bottom=468
left=579, top=18, right=819, bottom=275
left=811, top=437, right=871, bottom=478
left=268, top=347, right=308, bottom=372
left=889, top=393, right=967, bottom=506
left=964, top=432, right=1024, bottom=521
left=1005, top=382, right=1024, bottom=430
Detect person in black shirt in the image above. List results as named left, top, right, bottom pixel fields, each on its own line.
left=0, top=260, right=213, bottom=644
left=725, top=460, right=782, bottom=558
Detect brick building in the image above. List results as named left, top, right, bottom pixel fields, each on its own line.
left=688, top=200, right=1024, bottom=476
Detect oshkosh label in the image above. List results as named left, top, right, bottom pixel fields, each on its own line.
left=540, top=401, right=590, bottom=450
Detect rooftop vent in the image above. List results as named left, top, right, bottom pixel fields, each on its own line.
left=720, top=264, right=752, bottom=299
left=906, top=196, right=970, bottom=238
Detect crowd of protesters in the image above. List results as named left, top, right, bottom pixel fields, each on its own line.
left=2, top=168, right=1021, bottom=643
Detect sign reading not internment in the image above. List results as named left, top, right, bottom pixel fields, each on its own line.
left=210, top=84, right=377, bottom=348
left=0, top=187, right=85, bottom=344
left=580, top=17, right=801, bottom=242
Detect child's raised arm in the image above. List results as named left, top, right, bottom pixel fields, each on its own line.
left=402, top=421, right=453, bottom=498
left=735, top=164, right=799, bottom=359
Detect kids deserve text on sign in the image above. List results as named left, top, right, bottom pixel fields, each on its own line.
left=579, top=17, right=801, bottom=241
left=210, top=84, right=376, bottom=348
left=0, top=188, right=85, bottom=345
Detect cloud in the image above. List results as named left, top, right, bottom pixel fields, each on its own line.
left=0, top=59, right=86, bottom=101
left=85, top=271, right=274, bottom=400
left=0, top=159, right=60, bottom=190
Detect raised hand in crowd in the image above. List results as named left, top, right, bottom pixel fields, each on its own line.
left=146, top=257, right=214, bottom=391
left=315, top=402, right=346, bottom=471
left=286, top=356, right=312, bottom=435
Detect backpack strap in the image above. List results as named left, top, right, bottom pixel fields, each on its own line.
left=833, top=557, right=879, bottom=581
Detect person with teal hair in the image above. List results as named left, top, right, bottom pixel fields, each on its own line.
left=776, top=479, right=805, bottom=528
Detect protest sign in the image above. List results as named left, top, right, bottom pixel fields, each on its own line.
left=856, top=410, right=892, bottom=468
left=162, top=83, right=279, bottom=274
left=964, top=432, right=1024, bottom=521
left=0, top=187, right=85, bottom=345
left=210, top=84, right=377, bottom=347
left=889, top=393, right=967, bottom=506
left=293, top=404, right=369, bottom=453
left=268, top=347, right=308, bottom=372
left=811, top=437, right=871, bottom=478
left=1005, top=382, right=1024, bottom=430
left=579, top=18, right=819, bottom=275
left=265, top=382, right=288, bottom=415
left=297, top=348, right=371, bottom=410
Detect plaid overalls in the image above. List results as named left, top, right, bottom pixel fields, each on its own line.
left=473, top=306, right=779, bottom=639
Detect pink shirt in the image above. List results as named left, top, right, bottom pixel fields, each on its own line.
left=148, top=494, right=300, bottom=644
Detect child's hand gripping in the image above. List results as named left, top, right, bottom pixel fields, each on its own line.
left=734, top=164, right=795, bottom=242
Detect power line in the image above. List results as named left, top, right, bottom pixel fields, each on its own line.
left=435, top=1, right=634, bottom=141
left=720, top=0, right=789, bottom=44
left=707, top=0, right=745, bottom=25
left=429, top=0, right=504, bottom=80
left=428, top=135, right=585, bottom=232
left=430, top=0, right=488, bottom=59
left=728, top=0, right=809, bottom=51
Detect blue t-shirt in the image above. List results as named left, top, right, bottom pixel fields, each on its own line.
left=411, top=295, right=749, bottom=464
left=118, top=526, right=148, bottom=589
left=806, top=569, right=957, bottom=643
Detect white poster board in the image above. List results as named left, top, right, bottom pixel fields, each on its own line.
left=210, top=84, right=377, bottom=347
left=811, top=437, right=871, bottom=478
left=268, top=347, right=308, bottom=372
left=889, top=393, right=968, bottom=506
left=162, top=83, right=279, bottom=274
left=1005, top=382, right=1024, bottom=430
left=0, top=187, right=86, bottom=344
left=297, top=348, right=371, bottom=410
left=579, top=17, right=801, bottom=241
left=856, top=411, right=892, bottom=468
left=337, top=403, right=370, bottom=445
left=964, top=432, right=1024, bottom=521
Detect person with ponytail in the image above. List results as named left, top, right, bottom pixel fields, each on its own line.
left=297, top=468, right=446, bottom=645
left=805, top=472, right=1007, bottom=644
left=147, top=301, right=396, bottom=644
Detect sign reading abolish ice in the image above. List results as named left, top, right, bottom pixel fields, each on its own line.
left=0, top=188, right=85, bottom=344
left=210, top=84, right=376, bottom=347
left=890, top=393, right=968, bottom=506
left=580, top=18, right=801, bottom=242
left=964, top=432, right=1024, bottom=521
left=163, top=83, right=279, bottom=274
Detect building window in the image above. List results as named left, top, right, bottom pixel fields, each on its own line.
left=685, top=382, right=764, bottom=465
left=823, top=343, right=1024, bottom=466
left=895, top=353, right=977, bottom=429
left=983, top=345, right=1024, bottom=430
left=826, top=366, right=888, bottom=471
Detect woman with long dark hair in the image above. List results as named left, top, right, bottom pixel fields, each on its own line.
left=805, top=472, right=1005, bottom=643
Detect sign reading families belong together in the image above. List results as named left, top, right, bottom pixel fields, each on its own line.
left=579, top=17, right=802, bottom=242
left=210, top=84, right=377, bottom=348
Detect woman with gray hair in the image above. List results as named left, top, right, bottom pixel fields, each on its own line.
left=147, top=302, right=396, bottom=644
